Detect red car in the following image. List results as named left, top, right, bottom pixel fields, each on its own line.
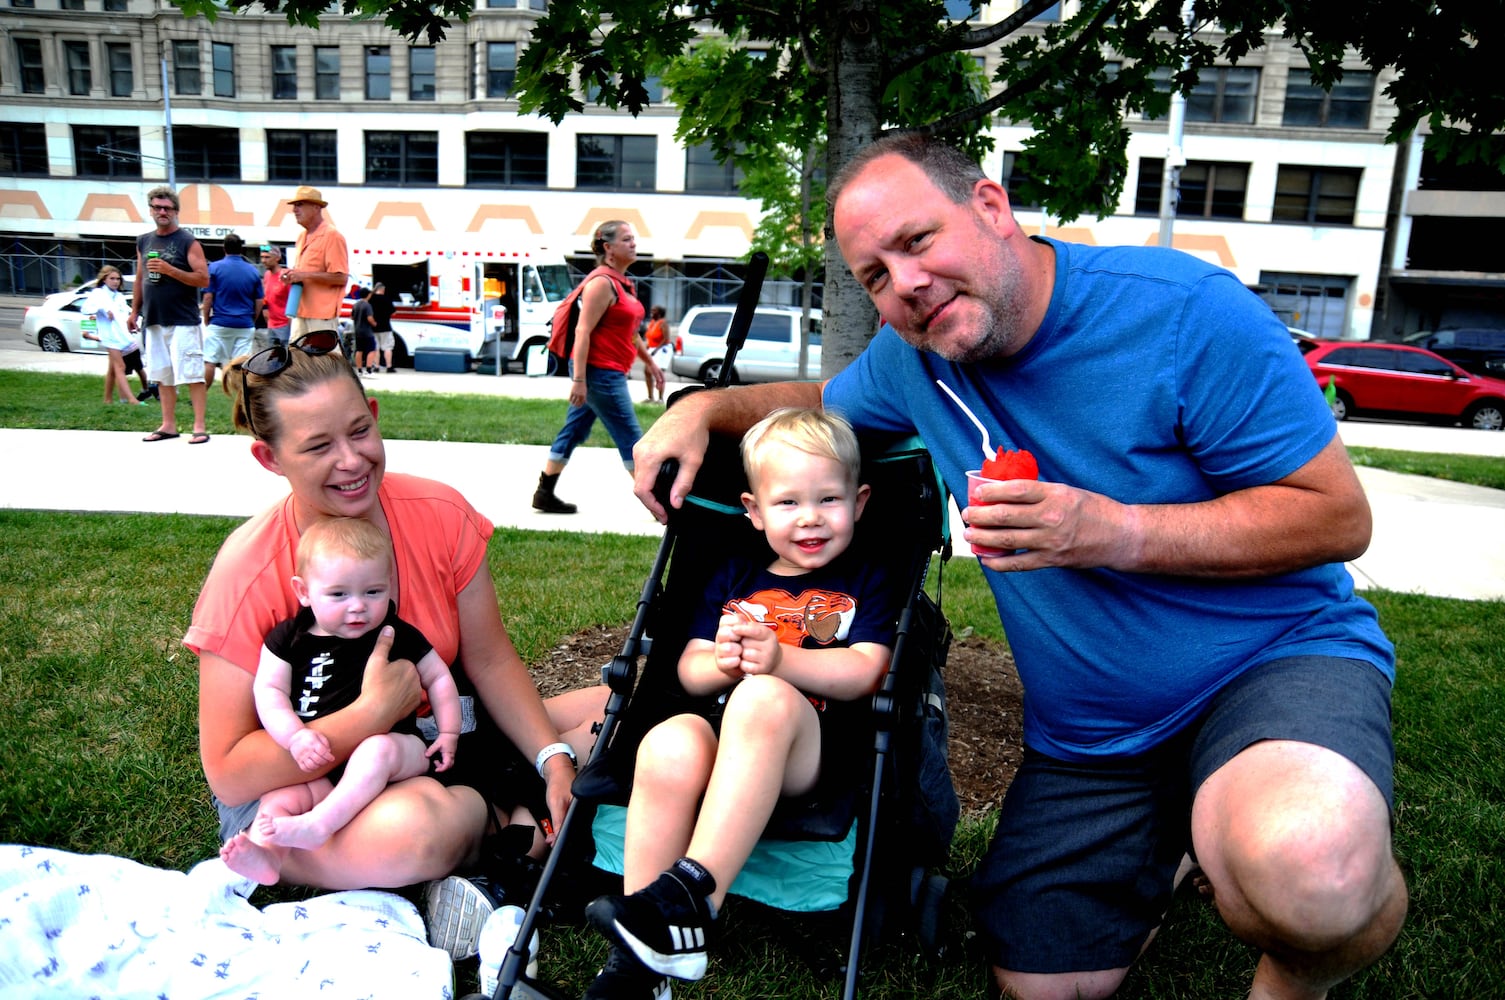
left=1303, top=340, right=1505, bottom=431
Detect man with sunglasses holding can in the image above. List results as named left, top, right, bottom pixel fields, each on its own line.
left=130, top=185, right=210, bottom=445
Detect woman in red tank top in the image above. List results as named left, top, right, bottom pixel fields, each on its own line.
left=533, top=220, right=665, bottom=514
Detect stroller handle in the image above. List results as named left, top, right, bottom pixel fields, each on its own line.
left=706, top=250, right=770, bottom=389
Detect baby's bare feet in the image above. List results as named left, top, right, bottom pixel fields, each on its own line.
left=261, top=812, right=335, bottom=850
left=220, top=831, right=283, bottom=885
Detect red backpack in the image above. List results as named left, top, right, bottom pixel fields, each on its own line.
left=548, top=266, right=631, bottom=368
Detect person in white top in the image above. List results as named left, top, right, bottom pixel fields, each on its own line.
left=81, top=265, right=147, bottom=406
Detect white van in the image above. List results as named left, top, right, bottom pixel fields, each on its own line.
left=670, top=305, right=822, bottom=383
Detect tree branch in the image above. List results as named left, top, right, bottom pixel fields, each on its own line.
left=889, top=0, right=1062, bottom=78
left=906, top=0, right=1124, bottom=138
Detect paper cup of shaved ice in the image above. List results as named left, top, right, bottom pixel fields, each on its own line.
left=966, top=448, right=1039, bottom=558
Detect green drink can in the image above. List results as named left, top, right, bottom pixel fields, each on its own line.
left=146, top=251, right=161, bottom=283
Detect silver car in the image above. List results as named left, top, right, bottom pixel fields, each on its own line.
left=21, top=275, right=136, bottom=354
left=669, top=305, right=822, bottom=384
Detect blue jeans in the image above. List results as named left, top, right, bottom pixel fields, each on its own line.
left=547, top=363, right=641, bottom=468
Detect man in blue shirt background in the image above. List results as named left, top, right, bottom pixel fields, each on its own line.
left=202, top=233, right=264, bottom=390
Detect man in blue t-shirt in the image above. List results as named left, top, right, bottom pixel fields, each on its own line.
left=630, top=134, right=1405, bottom=1000
left=201, top=233, right=265, bottom=390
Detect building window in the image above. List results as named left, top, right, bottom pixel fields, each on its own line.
left=268, top=129, right=338, bottom=183
left=172, top=40, right=200, bottom=95
left=1282, top=70, right=1374, bottom=128
left=486, top=42, right=517, bottom=98
left=365, top=46, right=391, bottom=100
left=173, top=125, right=240, bottom=182
left=409, top=46, right=435, bottom=100
left=685, top=143, right=741, bottom=194
left=1032, top=2, right=1061, bottom=20
left=530, top=0, right=546, bottom=9
left=366, top=131, right=437, bottom=184
left=60, top=0, right=83, bottom=9
left=1150, top=65, right=1258, bottom=124
left=1272, top=165, right=1360, bottom=224
left=271, top=45, right=297, bottom=99
left=73, top=124, right=140, bottom=178
left=14, top=38, right=45, bottom=94
left=1002, top=151, right=1042, bottom=211
left=576, top=134, right=656, bottom=191
left=103, top=0, right=127, bottom=9
left=212, top=42, right=235, bottom=97
left=1136, top=159, right=1249, bottom=219
left=315, top=46, right=340, bottom=100
left=9, top=0, right=36, bottom=6
left=63, top=40, right=92, bottom=96
left=466, top=131, right=547, bottom=186
left=943, top=0, right=975, bottom=19
left=0, top=123, right=49, bottom=175
left=1418, top=147, right=1505, bottom=193
left=106, top=42, right=133, bottom=97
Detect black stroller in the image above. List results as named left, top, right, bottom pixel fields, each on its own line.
left=486, top=265, right=959, bottom=999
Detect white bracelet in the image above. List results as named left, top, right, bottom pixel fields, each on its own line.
left=534, top=741, right=577, bottom=776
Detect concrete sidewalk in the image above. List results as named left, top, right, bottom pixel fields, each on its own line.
left=4, top=346, right=1504, bottom=601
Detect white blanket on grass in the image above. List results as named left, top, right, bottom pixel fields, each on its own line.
left=0, top=845, right=452, bottom=998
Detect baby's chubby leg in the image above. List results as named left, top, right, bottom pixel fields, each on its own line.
left=221, top=782, right=324, bottom=884
left=264, top=733, right=431, bottom=850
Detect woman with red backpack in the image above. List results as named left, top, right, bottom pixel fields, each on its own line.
left=532, top=220, right=665, bottom=514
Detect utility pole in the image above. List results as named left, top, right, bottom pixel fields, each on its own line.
left=1157, top=0, right=1195, bottom=248
left=161, top=50, right=176, bottom=188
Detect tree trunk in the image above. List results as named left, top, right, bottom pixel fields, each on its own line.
left=821, top=0, right=882, bottom=379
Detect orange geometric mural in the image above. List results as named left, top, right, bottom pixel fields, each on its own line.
left=1041, top=225, right=1097, bottom=245
left=576, top=208, right=652, bottom=240
left=179, top=184, right=253, bottom=227
left=366, top=202, right=436, bottom=230
left=467, top=205, right=544, bottom=234
left=266, top=202, right=336, bottom=228
left=685, top=211, right=755, bottom=241
left=1142, top=232, right=1237, bottom=268
left=0, top=190, right=52, bottom=220
left=78, top=193, right=141, bottom=224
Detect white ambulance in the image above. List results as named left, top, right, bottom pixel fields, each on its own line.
left=342, top=240, right=572, bottom=370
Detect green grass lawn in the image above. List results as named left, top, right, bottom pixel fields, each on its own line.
left=1, top=509, right=1502, bottom=997
left=5, top=369, right=1504, bottom=491
left=0, top=369, right=661, bottom=448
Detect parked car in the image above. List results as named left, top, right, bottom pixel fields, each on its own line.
left=1404, top=327, right=1505, bottom=377
left=1304, top=339, right=1505, bottom=430
left=670, top=305, right=822, bottom=384
left=22, top=275, right=137, bottom=354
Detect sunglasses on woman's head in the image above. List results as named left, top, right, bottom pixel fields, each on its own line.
left=240, top=331, right=346, bottom=438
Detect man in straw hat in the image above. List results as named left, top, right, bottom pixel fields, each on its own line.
left=284, top=185, right=350, bottom=343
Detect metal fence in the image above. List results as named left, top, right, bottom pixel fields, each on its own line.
left=1, top=239, right=138, bottom=297
left=566, top=259, right=823, bottom=323
left=6, top=244, right=826, bottom=318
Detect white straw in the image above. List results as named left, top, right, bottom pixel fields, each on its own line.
left=935, top=380, right=994, bottom=462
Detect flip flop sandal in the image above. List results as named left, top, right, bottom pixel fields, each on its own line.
left=189, top=433, right=211, bottom=444
left=142, top=431, right=180, bottom=442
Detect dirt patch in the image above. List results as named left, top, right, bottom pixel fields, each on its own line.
left=532, top=625, right=1023, bottom=819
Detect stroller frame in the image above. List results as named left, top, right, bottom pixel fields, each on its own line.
left=490, top=427, right=957, bottom=1000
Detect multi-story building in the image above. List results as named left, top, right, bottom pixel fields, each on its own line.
left=3, top=0, right=1494, bottom=339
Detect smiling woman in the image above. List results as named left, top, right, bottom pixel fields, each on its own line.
left=181, top=342, right=607, bottom=956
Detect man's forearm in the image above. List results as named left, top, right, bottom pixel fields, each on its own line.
left=698, top=381, right=824, bottom=436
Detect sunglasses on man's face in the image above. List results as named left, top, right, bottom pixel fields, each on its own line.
left=240, top=331, right=345, bottom=439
